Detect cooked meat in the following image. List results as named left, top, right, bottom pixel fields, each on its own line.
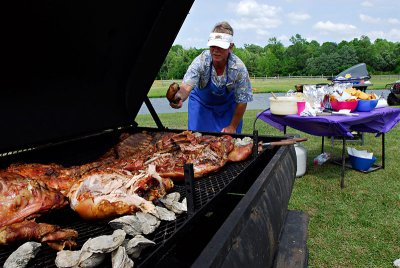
left=67, top=165, right=174, bottom=220
left=142, top=132, right=252, bottom=181
left=6, top=163, right=78, bottom=195
left=113, top=131, right=157, bottom=159
left=1, top=131, right=252, bottom=226
left=0, top=220, right=78, bottom=250
left=0, top=172, right=68, bottom=228
left=227, top=139, right=253, bottom=162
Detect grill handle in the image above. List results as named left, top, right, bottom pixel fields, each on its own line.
left=184, top=163, right=196, bottom=216
left=262, top=138, right=307, bottom=148
left=252, top=130, right=259, bottom=158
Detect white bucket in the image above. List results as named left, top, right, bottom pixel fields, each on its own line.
left=269, top=96, right=299, bottom=115
left=294, top=143, right=307, bottom=177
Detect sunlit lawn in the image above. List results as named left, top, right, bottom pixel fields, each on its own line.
left=147, top=76, right=398, bottom=97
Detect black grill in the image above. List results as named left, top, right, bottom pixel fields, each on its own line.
left=0, top=1, right=300, bottom=266
left=0, top=145, right=271, bottom=267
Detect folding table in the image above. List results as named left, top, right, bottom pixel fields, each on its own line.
left=258, top=107, right=400, bottom=188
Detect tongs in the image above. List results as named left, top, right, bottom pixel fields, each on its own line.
left=261, top=137, right=308, bottom=148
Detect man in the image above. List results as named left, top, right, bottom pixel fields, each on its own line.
left=168, top=21, right=253, bottom=133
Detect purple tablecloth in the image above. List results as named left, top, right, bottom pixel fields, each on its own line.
left=258, top=107, right=400, bottom=137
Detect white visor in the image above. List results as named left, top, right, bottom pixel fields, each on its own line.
left=207, top=33, right=233, bottom=49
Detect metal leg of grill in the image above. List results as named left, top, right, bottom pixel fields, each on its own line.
left=341, top=137, right=346, bottom=189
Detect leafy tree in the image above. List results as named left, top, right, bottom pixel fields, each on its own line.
left=264, top=38, right=286, bottom=76
left=157, top=35, right=399, bottom=79
left=305, top=53, right=343, bottom=76
left=319, top=42, right=337, bottom=55
left=308, top=40, right=321, bottom=57
left=243, top=44, right=264, bottom=54
left=285, top=34, right=311, bottom=75
left=337, top=45, right=359, bottom=71
left=349, top=36, right=374, bottom=66
left=263, top=50, right=282, bottom=76
left=370, top=39, right=398, bottom=72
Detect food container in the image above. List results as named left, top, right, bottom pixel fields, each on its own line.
left=356, top=99, right=378, bottom=112
left=294, top=142, right=307, bottom=177
left=330, top=100, right=358, bottom=112
left=269, top=96, right=301, bottom=115
left=349, top=155, right=377, bottom=171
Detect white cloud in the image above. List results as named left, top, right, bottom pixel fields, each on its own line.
left=255, top=29, right=269, bottom=36
left=387, top=28, right=400, bottom=40
left=277, top=34, right=290, bottom=44
left=287, top=12, right=311, bottom=23
left=365, top=29, right=400, bottom=41
left=387, top=18, right=400, bottom=25
left=231, top=0, right=282, bottom=30
left=305, top=36, right=316, bottom=43
left=365, top=30, right=386, bottom=40
left=359, top=14, right=381, bottom=24
left=313, top=21, right=357, bottom=33
left=361, top=1, right=373, bottom=7
left=234, top=0, right=281, bottom=17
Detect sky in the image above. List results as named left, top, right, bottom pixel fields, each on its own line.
left=173, top=0, right=400, bottom=48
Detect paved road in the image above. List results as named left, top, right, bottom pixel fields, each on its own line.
left=138, top=90, right=390, bottom=115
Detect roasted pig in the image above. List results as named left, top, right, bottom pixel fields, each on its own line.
left=0, top=220, right=78, bottom=250
left=139, top=131, right=253, bottom=181
left=0, top=171, right=68, bottom=228
left=67, top=165, right=174, bottom=220
left=6, top=163, right=79, bottom=195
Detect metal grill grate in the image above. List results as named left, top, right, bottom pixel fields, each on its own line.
left=0, top=154, right=260, bottom=267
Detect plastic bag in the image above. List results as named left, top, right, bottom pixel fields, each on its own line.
left=313, top=152, right=331, bottom=166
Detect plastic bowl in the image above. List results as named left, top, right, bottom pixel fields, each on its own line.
left=349, top=155, right=377, bottom=171
left=356, top=99, right=378, bottom=112
left=330, top=100, right=358, bottom=112
left=269, top=96, right=299, bottom=115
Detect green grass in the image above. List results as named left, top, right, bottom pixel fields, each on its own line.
left=135, top=109, right=400, bottom=268
left=148, top=76, right=397, bottom=97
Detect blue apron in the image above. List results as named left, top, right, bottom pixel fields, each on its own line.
left=188, top=62, right=242, bottom=133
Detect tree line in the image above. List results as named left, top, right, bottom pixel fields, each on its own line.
left=157, top=34, right=400, bottom=79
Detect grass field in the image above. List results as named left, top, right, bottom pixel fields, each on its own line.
left=147, top=75, right=399, bottom=98
left=135, top=108, right=400, bottom=268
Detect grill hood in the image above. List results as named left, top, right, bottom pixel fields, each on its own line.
left=1, top=0, right=194, bottom=153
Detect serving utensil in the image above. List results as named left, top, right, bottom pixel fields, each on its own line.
left=262, top=137, right=308, bottom=148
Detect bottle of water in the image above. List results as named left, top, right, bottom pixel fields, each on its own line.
left=313, top=152, right=330, bottom=166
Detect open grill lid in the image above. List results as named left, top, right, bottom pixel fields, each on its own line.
left=0, top=0, right=194, bottom=153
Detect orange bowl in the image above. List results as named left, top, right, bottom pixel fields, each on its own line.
left=330, top=100, right=358, bottom=112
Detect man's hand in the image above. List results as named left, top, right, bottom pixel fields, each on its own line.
left=221, top=125, right=237, bottom=133
left=167, top=83, right=192, bottom=109
left=169, top=95, right=183, bottom=109
left=166, top=82, right=180, bottom=103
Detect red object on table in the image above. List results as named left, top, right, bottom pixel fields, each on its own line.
left=330, top=100, right=358, bottom=112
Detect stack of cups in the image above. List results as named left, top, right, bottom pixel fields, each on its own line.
left=297, top=101, right=306, bottom=115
